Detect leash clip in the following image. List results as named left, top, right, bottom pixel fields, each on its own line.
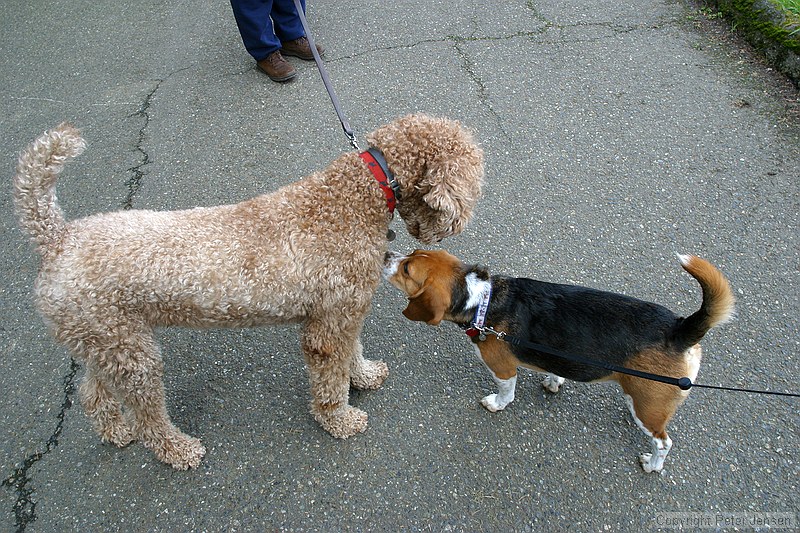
left=346, top=131, right=360, bottom=151
left=466, top=324, right=505, bottom=342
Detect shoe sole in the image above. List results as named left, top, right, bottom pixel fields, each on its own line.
left=257, top=65, right=297, bottom=82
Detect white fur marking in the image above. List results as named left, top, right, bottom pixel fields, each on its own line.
left=677, top=345, right=703, bottom=398
left=676, top=252, right=692, bottom=266
left=641, top=436, right=672, bottom=473
left=480, top=375, right=517, bottom=412
left=624, top=394, right=653, bottom=437
left=465, top=272, right=491, bottom=311
left=382, top=252, right=404, bottom=279
left=542, top=374, right=565, bottom=393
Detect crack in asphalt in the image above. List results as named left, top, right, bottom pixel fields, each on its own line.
left=2, top=359, right=79, bottom=533
left=331, top=13, right=677, bottom=142
left=1, top=78, right=165, bottom=531
left=123, top=79, right=163, bottom=210
left=451, top=39, right=513, bottom=144
left=121, top=67, right=191, bottom=210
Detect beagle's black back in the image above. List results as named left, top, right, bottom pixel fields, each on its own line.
left=486, top=276, right=681, bottom=382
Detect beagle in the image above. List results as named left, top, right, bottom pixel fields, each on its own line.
left=383, top=249, right=735, bottom=473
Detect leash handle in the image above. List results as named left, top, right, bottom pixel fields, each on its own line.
left=291, top=0, right=359, bottom=150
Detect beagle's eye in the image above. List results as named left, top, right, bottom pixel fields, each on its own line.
left=403, top=262, right=410, bottom=275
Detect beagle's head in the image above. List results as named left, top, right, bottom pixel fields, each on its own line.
left=383, top=249, right=464, bottom=326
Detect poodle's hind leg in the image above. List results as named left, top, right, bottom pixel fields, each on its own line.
left=79, top=363, right=134, bottom=447
left=90, top=323, right=206, bottom=469
left=349, top=338, right=389, bottom=390
left=302, top=317, right=369, bottom=439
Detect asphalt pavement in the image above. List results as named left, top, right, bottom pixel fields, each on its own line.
left=1, top=0, right=798, bottom=531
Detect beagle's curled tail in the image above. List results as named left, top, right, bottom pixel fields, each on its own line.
left=671, top=253, right=735, bottom=349
left=14, top=123, right=85, bottom=254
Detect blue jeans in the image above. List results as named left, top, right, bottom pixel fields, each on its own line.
left=230, top=0, right=306, bottom=61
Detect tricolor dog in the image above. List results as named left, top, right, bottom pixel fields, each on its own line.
left=383, top=249, right=734, bottom=472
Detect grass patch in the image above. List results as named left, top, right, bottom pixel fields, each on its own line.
left=705, top=0, right=800, bottom=52
left=770, top=0, right=800, bottom=35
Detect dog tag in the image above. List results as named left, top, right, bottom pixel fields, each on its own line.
left=386, top=229, right=396, bottom=241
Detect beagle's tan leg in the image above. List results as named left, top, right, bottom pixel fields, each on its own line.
left=623, top=393, right=673, bottom=473
left=474, top=339, right=520, bottom=412
left=617, top=349, right=695, bottom=472
left=619, top=375, right=684, bottom=473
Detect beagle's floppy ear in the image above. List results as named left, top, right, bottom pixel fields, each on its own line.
left=402, top=281, right=449, bottom=326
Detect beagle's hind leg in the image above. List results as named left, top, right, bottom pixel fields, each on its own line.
left=620, top=378, right=684, bottom=473
left=541, top=374, right=565, bottom=393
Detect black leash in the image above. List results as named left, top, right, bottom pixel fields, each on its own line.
left=470, top=325, right=800, bottom=398
left=292, top=0, right=359, bottom=150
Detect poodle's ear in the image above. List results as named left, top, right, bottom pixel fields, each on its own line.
left=421, top=152, right=484, bottom=240
left=402, top=282, right=449, bottom=326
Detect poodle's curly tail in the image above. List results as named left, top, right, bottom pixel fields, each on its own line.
left=14, top=123, right=85, bottom=254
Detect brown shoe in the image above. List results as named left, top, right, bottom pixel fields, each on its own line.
left=257, top=51, right=297, bottom=82
left=281, top=36, right=324, bottom=61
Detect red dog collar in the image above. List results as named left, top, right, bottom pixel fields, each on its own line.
left=360, top=148, right=398, bottom=214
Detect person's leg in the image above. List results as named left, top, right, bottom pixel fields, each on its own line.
left=230, top=0, right=281, bottom=61
left=270, top=0, right=305, bottom=42
left=272, top=0, right=324, bottom=60
left=230, top=0, right=296, bottom=81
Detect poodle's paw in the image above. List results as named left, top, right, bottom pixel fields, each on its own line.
left=316, top=405, right=369, bottom=439
left=480, top=394, right=506, bottom=413
left=147, top=432, right=206, bottom=470
left=89, top=409, right=135, bottom=448
left=351, top=359, right=389, bottom=390
left=542, top=374, right=565, bottom=393
left=98, top=422, right=135, bottom=448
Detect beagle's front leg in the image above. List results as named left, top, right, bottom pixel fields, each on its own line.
left=474, top=342, right=519, bottom=412
left=480, top=372, right=518, bottom=412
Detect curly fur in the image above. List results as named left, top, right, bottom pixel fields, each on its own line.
left=13, top=114, right=484, bottom=469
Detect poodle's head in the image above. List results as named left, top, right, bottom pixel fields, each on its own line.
left=366, top=114, right=484, bottom=244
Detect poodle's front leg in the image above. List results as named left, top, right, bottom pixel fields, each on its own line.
left=302, top=317, right=369, bottom=439
left=349, top=338, right=389, bottom=390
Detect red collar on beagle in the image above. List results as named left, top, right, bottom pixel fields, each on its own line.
left=383, top=248, right=735, bottom=474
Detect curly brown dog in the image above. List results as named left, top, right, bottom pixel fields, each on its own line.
left=13, top=114, right=484, bottom=469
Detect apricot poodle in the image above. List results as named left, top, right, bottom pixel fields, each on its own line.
left=13, top=114, right=484, bottom=469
